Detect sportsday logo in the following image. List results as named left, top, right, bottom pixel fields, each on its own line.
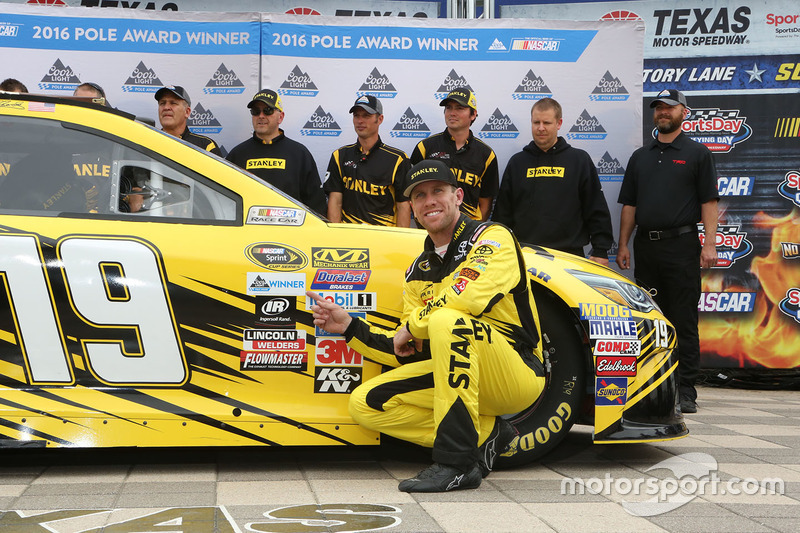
left=589, top=71, right=629, bottom=101
left=357, top=67, right=397, bottom=99
left=511, top=69, right=552, bottom=100
left=122, top=61, right=162, bottom=93
left=391, top=108, right=431, bottom=138
left=566, top=110, right=608, bottom=141
left=478, top=109, right=519, bottom=139
left=279, top=65, right=319, bottom=97
left=203, top=63, right=245, bottom=94
left=301, top=107, right=341, bottom=137
left=779, top=288, right=800, bottom=323
left=38, top=59, right=80, bottom=92
left=778, top=170, right=800, bottom=207
left=698, top=224, right=753, bottom=268
left=678, top=108, right=752, bottom=153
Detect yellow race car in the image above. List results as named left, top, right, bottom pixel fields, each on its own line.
left=0, top=94, right=686, bottom=465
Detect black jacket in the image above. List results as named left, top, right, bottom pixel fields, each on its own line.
left=493, top=137, right=613, bottom=258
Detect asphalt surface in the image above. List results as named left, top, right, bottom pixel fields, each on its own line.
left=1, top=384, right=799, bottom=532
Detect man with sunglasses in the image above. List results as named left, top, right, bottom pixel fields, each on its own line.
left=227, top=89, right=326, bottom=215
left=154, top=85, right=221, bottom=156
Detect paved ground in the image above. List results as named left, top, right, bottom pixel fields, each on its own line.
left=1, top=385, right=799, bottom=532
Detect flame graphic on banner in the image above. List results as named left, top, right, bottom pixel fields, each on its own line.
left=700, top=211, right=800, bottom=368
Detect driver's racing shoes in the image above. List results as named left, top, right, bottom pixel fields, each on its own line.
left=398, top=462, right=482, bottom=492
left=478, top=416, right=518, bottom=477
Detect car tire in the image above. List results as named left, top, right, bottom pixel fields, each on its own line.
left=495, top=285, right=588, bottom=468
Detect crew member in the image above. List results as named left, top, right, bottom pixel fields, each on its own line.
left=155, top=85, right=222, bottom=156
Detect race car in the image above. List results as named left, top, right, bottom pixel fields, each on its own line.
left=0, top=93, right=686, bottom=465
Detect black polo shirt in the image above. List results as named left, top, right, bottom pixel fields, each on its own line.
left=410, top=129, right=499, bottom=220
left=179, top=127, right=222, bottom=156
left=324, top=137, right=411, bottom=226
left=618, top=132, right=718, bottom=230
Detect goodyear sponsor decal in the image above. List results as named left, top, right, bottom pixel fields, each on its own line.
left=390, top=107, right=431, bottom=138
left=566, top=110, right=607, bottom=140
left=779, top=288, right=800, bottom=323
left=596, top=355, right=637, bottom=377
left=38, top=58, right=80, bottom=92
left=316, top=312, right=364, bottom=337
left=512, top=69, right=552, bottom=100
left=698, top=292, right=756, bottom=312
left=699, top=224, right=753, bottom=269
left=314, top=367, right=361, bottom=393
left=478, top=109, right=519, bottom=139
left=241, top=351, right=307, bottom=371
left=301, top=106, right=341, bottom=137
left=526, top=166, right=564, bottom=178
left=357, top=67, right=397, bottom=99
left=594, top=339, right=640, bottom=356
left=188, top=104, right=222, bottom=135
left=778, top=171, right=800, bottom=207
left=588, top=319, right=637, bottom=340
left=717, top=176, right=753, bottom=196
left=782, top=242, right=800, bottom=259
left=255, top=296, right=295, bottom=328
left=246, top=206, right=305, bottom=226
left=311, top=269, right=370, bottom=290
left=579, top=303, right=632, bottom=320
left=279, top=65, right=319, bottom=97
left=244, top=329, right=306, bottom=351
left=677, top=108, right=751, bottom=154
left=312, top=247, right=370, bottom=269
left=246, top=243, right=307, bottom=272
left=203, top=63, right=245, bottom=94
left=596, top=152, right=625, bottom=183
left=123, top=61, right=162, bottom=93
left=595, top=377, right=627, bottom=405
left=305, top=291, right=376, bottom=311
left=589, top=70, right=629, bottom=101
left=246, top=272, right=306, bottom=296
left=315, top=338, right=363, bottom=367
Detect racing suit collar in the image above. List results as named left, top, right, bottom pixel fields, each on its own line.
left=252, top=129, right=285, bottom=145
left=423, top=214, right=476, bottom=257
left=357, top=136, right=384, bottom=159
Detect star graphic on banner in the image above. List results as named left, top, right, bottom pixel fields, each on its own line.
left=744, top=63, right=766, bottom=83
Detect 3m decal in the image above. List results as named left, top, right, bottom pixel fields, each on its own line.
left=315, top=338, right=363, bottom=367
left=245, top=242, right=308, bottom=272
left=0, top=234, right=187, bottom=386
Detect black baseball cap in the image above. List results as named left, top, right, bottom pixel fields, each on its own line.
left=650, top=89, right=687, bottom=108
left=403, top=160, right=458, bottom=197
left=440, top=89, right=477, bottom=111
left=248, top=89, right=283, bottom=112
left=154, top=85, right=190, bottom=106
left=349, top=94, right=383, bottom=115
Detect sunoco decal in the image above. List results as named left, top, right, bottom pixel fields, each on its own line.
left=246, top=206, right=306, bottom=226
left=595, top=377, right=627, bottom=405
left=390, top=107, right=431, bottom=138
left=566, top=110, right=607, bottom=140
left=279, top=65, right=319, bottom=97
left=478, top=109, right=519, bottom=139
left=779, top=288, right=800, bottom=323
left=778, top=171, right=800, bottom=207
left=698, top=292, right=756, bottom=312
left=246, top=243, right=308, bottom=272
left=678, top=108, right=752, bottom=153
left=699, top=224, right=753, bottom=268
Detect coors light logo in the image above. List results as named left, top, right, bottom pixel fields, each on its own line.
left=188, top=104, right=223, bottom=134
left=358, top=67, right=397, bottom=99
left=567, top=110, right=608, bottom=140
left=38, top=59, right=80, bottom=92
left=589, top=71, right=629, bottom=101
left=203, top=63, right=245, bottom=94
left=512, top=69, right=552, bottom=100
left=478, top=109, right=519, bottom=139
left=301, top=106, right=341, bottom=137
left=596, top=152, right=625, bottom=182
left=435, top=69, right=472, bottom=100
left=390, top=107, right=431, bottom=139
left=279, top=65, right=318, bottom=97
left=123, top=61, right=162, bottom=93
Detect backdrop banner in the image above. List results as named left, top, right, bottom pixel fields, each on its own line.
left=499, top=0, right=800, bottom=370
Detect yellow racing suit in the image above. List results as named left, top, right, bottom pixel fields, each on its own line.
left=344, top=214, right=545, bottom=466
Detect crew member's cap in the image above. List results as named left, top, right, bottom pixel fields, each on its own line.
left=349, top=94, right=383, bottom=115
left=650, top=89, right=687, bottom=108
left=440, top=88, right=477, bottom=111
left=154, top=85, right=190, bottom=106
left=248, top=89, right=283, bottom=112
left=403, top=160, right=459, bottom=197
